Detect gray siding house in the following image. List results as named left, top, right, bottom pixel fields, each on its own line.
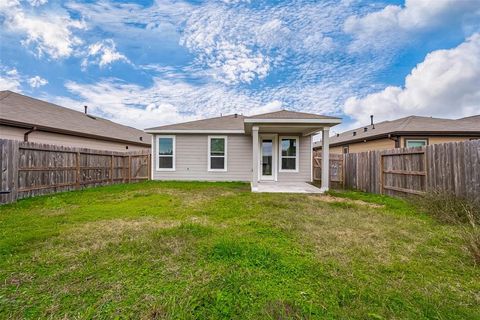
left=145, top=110, right=341, bottom=192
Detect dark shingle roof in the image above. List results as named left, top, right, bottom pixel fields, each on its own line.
left=146, top=114, right=246, bottom=131
left=146, top=110, right=340, bottom=132
left=0, top=90, right=150, bottom=146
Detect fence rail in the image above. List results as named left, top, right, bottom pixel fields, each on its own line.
left=313, top=139, right=480, bottom=203
left=1, top=139, right=150, bottom=204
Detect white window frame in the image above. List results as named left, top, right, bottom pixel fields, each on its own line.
left=156, top=135, right=175, bottom=171
left=208, top=135, right=227, bottom=172
left=405, top=138, right=428, bottom=148
left=279, top=136, right=299, bottom=173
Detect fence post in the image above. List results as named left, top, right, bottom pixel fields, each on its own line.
left=128, top=155, right=131, bottom=183
left=110, top=154, right=114, bottom=183
left=0, top=140, right=19, bottom=203
left=76, top=152, right=80, bottom=188
left=379, top=153, right=384, bottom=195
left=147, top=153, right=151, bottom=181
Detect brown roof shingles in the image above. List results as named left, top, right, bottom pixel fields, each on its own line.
left=146, top=110, right=340, bottom=131
left=317, top=115, right=480, bottom=147
left=0, top=90, right=150, bottom=146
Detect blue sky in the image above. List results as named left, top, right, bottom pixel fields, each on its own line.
left=1, top=0, right=479, bottom=134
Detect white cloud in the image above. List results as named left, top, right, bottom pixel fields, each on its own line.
left=57, top=77, right=270, bottom=129
left=27, top=0, right=48, bottom=7
left=81, top=39, right=130, bottom=69
left=180, top=1, right=350, bottom=84
left=345, top=0, right=480, bottom=51
left=27, top=75, right=48, bottom=88
left=0, top=67, right=22, bottom=92
left=0, top=2, right=86, bottom=58
left=344, top=33, right=480, bottom=123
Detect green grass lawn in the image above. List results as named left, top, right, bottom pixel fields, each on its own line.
left=1, top=182, right=478, bottom=319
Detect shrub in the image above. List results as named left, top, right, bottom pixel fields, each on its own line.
left=415, top=191, right=480, bottom=265
left=418, top=191, right=479, bottom=224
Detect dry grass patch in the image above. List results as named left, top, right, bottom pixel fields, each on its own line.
left=57, top=218, right=181, bottom=257
left=308, top=194, right=384, bottom=208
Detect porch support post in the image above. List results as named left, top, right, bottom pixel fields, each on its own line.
left=321, top=127, right=330, bottom=192
left=252, top=126, right=259, bottom=191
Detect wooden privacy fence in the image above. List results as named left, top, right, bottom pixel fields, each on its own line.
left=313, top=152, right=344, bottom=189
left=1, top=139, right=151, bottom=204
left=313, top=139, right=480, bottom=203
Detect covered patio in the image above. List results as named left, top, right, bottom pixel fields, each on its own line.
left=244, top=111, right=341, bottom=193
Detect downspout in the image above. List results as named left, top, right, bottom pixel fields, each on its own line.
left=24, top=126, right=37, bottom=142
left=388, top=134, right=400, bottom=148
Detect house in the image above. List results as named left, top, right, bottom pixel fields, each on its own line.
left=145, top=110, right=341, bottom=192
left=0, top=90, right=150, bottom=152
left=313, top=115, right=480, bottom=154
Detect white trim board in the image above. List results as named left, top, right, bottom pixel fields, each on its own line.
left=244, top=118, right=341, bottom=124
left=145, top=129, right=245, bottom=134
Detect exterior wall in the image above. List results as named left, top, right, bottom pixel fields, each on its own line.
left=152, top=134, right=252, bottom=181
left=400, top=136, right=478, bottom=147
left=151, top=133, right=313, bottom=183
left=276, top=135, right=312, bottom=182
left=330, top=138, right=396, bottom=154
left=0, top=124, right=149, bottom=152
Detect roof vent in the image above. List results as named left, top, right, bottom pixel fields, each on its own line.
left=336, top=133, right=340, bottom=137
left=234, top=113, right=238, bottom=118
left=139, top=137, right=143, bottom=141
left=364, top=127, right=368, bottom=132
left=370, top=115, right=375, bottom=129
left=353, top=131, right=356, bottom=136
left=84, top=105, right=88, bottom=114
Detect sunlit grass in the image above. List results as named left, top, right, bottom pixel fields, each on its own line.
left=1, top=181, right=478, bottom=319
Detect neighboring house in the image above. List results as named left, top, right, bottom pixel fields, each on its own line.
left=0, top=90, right=150, bottom=152
left=313, top=115, right=480, bottom=154
left=145, top=110, right=341, bottom=191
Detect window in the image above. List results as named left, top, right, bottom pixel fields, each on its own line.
left=208, top=136, right=227, bottom=171
left=279, top=136, right=299, bottom=172
left=157, top=136, right=175, bottom=170
left=405, top=139, right=428, bottom=148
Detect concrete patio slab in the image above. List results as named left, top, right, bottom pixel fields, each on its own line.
left=252, top=182, right=324, bottom=194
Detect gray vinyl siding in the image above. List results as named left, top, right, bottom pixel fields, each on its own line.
left=152, top=134, right=252, bottom=181
left=277, top=135, right=311, bottom=182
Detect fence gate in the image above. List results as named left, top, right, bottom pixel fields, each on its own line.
left=312, top=151, right=344, bottom=188
left=380, top=149, right=427, bottom=196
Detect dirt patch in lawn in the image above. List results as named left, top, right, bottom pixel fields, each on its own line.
left=309, top=194, right=385, bottom=208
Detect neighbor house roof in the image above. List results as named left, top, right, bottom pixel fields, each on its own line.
left=145, top=110, right=341, bottom=133
left=314, top=115, right=480, bottom=148
left=0, top=90, right=150, bottom=146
